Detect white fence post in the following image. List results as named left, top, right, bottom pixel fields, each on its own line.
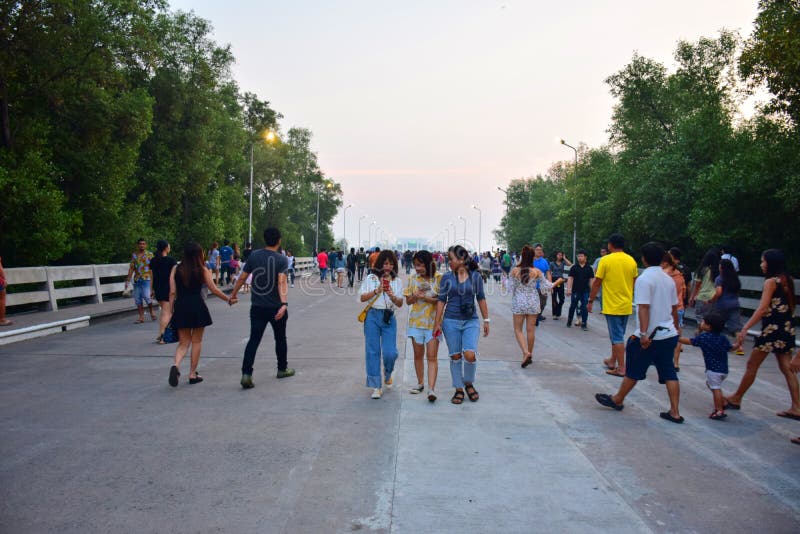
left=91, top=265, right=104, bottom=304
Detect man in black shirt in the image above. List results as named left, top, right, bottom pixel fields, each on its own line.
left=230, top=227, right=294, bottom=388
left=346, top=248, right=357, bottom=287
left=356, top=247, right=367, bottom=281
left=566, top=249, right=594, bottom=330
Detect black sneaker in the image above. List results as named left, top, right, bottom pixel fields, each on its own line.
left=277, top=368, right=296, bottom=379
left=240, top=374, right=255, bottom=389
left=566, top=321, right=572, bottom=328
left=581, top=325, right=588, bottom=331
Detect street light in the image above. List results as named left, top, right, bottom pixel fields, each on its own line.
left=369, top=221, right=376, bottom=247
left=471, top=204, right=482, bottom=253
left=315, top=180, right=333, bottom=253
left=449, top=222, right=456, bottom=245
left=343, top=203, right=353, bottom=250
left=558, top=137, right=578, bottom=262
left=250, top=130, right=278, bottom=244
left=358, top=215, right=367, bottom=249
left=444, top=227, right=450, bottom=245
left=458, top=216, right=467, bottom=247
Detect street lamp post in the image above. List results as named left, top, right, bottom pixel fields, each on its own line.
left=471, top=205, right=482, bottom=253
left=444, top=227, right=450, bottom=245
left=369, top=221, right=376, bottom=248
left=558, top=138, right=578, bottom=262
left=458, top=216, right=467, bottom=247
left=358, top=215, right=367, bottom=249
left=343, top=203, right=353, bottom=250
left=449, top=222, right=456, bottom=246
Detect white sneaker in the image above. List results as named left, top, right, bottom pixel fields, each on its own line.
left=427, top=389, right=437, bottom=403
left=371, top=388, right=382, bottom=399
left=409, top=384, right=424, bottom=394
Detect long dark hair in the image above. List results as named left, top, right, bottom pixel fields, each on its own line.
left=372, top=250, right=398, bottom=279
left=718, top=259, right=740, bottom=294
left=448, top=245, right=478, bottom=273
left=519, top=245, right=535, bottom=284
left=762, top=249, right=795, bottom=313
left=696, top=247, right=720, bottom=279
left=177, top=242, right=206, bottom=288
left=412, top=250, right=436, bottom=278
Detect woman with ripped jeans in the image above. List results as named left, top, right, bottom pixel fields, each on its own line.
left=433, top=245, right=490, bottom=405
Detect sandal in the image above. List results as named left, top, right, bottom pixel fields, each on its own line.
left=451, top=390, right=465, bottom=404
left=189, top=374, right=204, bottom=385
left=168, top=365, right=180, bottom=387
left=0, top=319, right=13, bottom=326
left=660, top=411, right=685, bottom=424
left=709, top=410, right=727, bottom=420
left=134, top=318, right=144, bottom=324
left=605, top=369, right=625, bottom=378
left=464, top=383, right=479, bottom=402
left=521, top=354, right=533, bottom=368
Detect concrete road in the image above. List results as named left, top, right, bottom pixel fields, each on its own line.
left=1, top=273, right=799, bottom=533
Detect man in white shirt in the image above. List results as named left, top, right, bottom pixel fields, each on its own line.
left=720, top=245, right=739, bottom=272
left=595, top=242, right=684, bottom=423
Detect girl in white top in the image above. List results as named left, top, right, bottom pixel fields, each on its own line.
left=359, top=250, right=404, bottom=399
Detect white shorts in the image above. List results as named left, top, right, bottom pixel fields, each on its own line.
left=705, top=370, right=727, bottom=390
left=336, top=267, right=346, bottom=273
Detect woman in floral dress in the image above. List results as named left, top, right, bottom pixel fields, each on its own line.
left=510, top=245, right=563, bottom=368
left=724, top=249, right=799, bottom=420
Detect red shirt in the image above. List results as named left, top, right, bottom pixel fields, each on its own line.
left=317, top=252, right=328, bottom=269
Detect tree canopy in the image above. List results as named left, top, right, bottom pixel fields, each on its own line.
left=497, top=10, right=800, bottom=274
left=0, top=1, right=340, bottom=266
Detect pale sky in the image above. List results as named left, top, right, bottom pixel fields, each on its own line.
left=169, top=0, right=759, bottom=251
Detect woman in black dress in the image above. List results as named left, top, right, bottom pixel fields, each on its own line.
left=168, top=242, right=237, bottom=386
left=151, top=240, right=177, bottom=343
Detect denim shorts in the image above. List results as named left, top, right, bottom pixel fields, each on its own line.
left=626, top=336, right=679, bottom=383
left=677, top=309, right=685, bottom=328
left=604, top=314, right=629, bottom=345
left=441, top=318, right=480, bottom=357
left=407, top=327, right=434, bottom=345
left=133, top=279, right=152, bottom=306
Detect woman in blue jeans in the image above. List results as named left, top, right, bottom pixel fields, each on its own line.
left=433, top=245, right=490, bottom=404
left=359, top=250, right=404, bottom=400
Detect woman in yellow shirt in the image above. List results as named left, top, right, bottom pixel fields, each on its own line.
left=404, top=251, right=442, bottom=402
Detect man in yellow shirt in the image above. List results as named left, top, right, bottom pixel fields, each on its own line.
left=588, top=234, right=638, bottom=376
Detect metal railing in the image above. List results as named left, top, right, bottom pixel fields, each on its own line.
left=5, top=257, right=316, bottom=312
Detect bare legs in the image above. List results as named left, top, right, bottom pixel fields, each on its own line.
left=612, top=377, right=681, bottom=419
left=174, top=327, right=205, bottom=379
left=513, top=314, right=537, bottom=364
left=157, top=300, right=172, bottom=337
left=724, top=350, right=800, bottom=415
left=412, top=338, right=439, bottom=390
left=603, top=343, right=626, bottom=374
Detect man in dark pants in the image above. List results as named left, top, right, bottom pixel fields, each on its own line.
left=356, top=247, right=367, bottom=281
left=346, top=247, right=357, bottom=287
left=230, top=227, right=295, bottom=388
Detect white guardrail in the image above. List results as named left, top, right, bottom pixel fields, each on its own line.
left=4, top=257, right=316, bottom=312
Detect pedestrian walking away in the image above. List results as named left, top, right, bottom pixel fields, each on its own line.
left=588, top=234, right=638, bottom=377
left=230, top=227, right=295, bottom=389
left=219, top=240, right=234, bottom=286
left=206, top=241, right=221, bottom=284
left=151, top=240, right=177, bottom=343
left=334, top=250, right=347, bottom=288
left=327, top=249, right=337, bottom=284
left=168, top=242, right=237, bottom=387
left=359, top=250, right=404, bottom=400
left=346, top=248, right=357, bottom=287
left=689, top=247, right=720, bottom=324
left=723, top=249, right=799, bottom=419
left=125, top=238, right=156, bottom=324
left=356, top=247, right=367, bottom=281
left=566, top=249, right=594, bottom=330
left=511, top=245, right=562, bottom=368
left=317, top=248, right=329, bottom=282
left=433, top=245, right=490, bottom=405
left=678, top=311, right=732, bottom=420
left=710, top=259, right=744, bottom=348
left=595, top=242, right=682, bottom=423
left=404, top=250, right=442, bottom=401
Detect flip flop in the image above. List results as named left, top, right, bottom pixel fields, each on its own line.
left=189, top=374, right=204, bottom=385
left=791, top=437, right=800, bottom=446
left=0, top=320, right=13, bottom=326
left=521, top=355, right=533, bottom=368
left=660, top=412, right=685, bottom=424
left=602, top=358, right=615, bottom=370
left=134, top=319, right=144, bottom=324
left=724, top=401, right=741, bottom=410
left=605, top=369, right=625, bottom=378
left=168, top=365, right=180, bottom=387
left=777, top=411, right=800, bottom=421
left=595, top=393, right=624, bottom=411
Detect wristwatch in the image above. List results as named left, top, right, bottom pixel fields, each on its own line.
left=281, top=302, right=288, bottom=307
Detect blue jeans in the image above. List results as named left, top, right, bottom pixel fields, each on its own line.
left=568, top=291, right=589, bottom=325
left=133, top=279, right=152, bottom=306
left=604, top=314, right=629, bottom=345
left=364, top=308, right=398, bottom=388
left=319, top=267, right=328, bottom=281
left=442, top=318, right=480, bottom=388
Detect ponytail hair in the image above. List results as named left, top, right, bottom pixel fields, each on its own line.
left=448, top=245, right=478, bottom=272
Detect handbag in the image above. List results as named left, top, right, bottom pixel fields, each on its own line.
left=358, top=275, right=382, bottom=322
left=161, top=324, right=178, bottom=344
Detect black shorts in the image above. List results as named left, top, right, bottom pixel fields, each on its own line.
left=625, top=335, right=679, bottom=383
